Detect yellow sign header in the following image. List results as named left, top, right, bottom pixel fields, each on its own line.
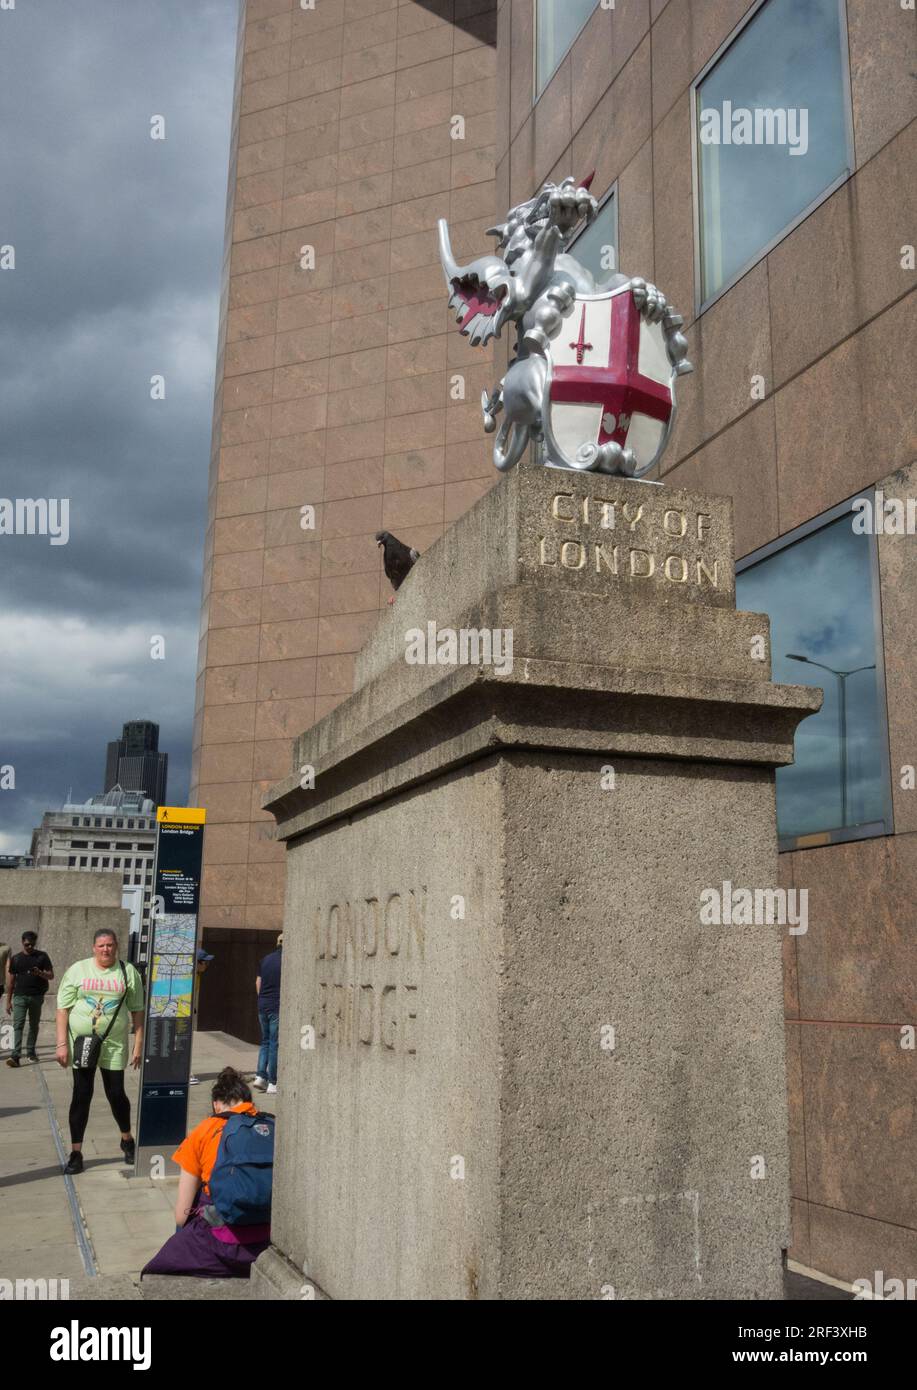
left=156, top=806, right=207, bottom=825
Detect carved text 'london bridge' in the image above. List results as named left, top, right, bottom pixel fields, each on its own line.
left=311, top=889, right=426, bottom=1056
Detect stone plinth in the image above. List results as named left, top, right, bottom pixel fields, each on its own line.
left=252, top=470, right=821, bottom=1301
left=0, top=870, right=131, bottom=1022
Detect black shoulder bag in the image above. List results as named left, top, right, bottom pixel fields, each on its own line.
left=70, top=962, right=129, bottom=1071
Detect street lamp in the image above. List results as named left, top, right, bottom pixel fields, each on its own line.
left=786, top=655, right=876, bottom=829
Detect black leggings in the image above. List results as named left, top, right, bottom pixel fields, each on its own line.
left=69, top=1067, right=131, bottom=1145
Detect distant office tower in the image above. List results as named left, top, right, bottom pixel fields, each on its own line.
left=104, top=720, right=168, bottom=807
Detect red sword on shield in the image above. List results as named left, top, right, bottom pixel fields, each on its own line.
left=569, top=304, right=593, bottom=365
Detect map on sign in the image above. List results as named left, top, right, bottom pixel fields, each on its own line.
left=149, top=914, right=195, bottom=1019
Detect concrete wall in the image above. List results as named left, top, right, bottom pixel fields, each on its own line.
left=273, top=752, right=792, bottom=1298
left=0, top=871, right=131, bottom=1021
left=257, top=467, right=817, bottom=1298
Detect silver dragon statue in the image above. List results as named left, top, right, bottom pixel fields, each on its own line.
left=438, top=175, right=692, bottom=478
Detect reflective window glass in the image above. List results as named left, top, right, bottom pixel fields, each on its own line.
left=737, top=508, right=891, bottom=844
left=696, top=0, right=850, bottom=304
left=568, top=192, right=617, bottom=284
left=536, top=0, right=599, bottom=96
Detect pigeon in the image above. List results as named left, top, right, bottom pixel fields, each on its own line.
left=375, top=531, right=420, bottom=603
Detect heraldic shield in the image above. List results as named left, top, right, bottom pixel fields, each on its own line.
left=542, top=285, right=676, bottom=479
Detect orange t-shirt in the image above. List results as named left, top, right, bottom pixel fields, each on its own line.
left=172, top=1101, right=260, bottom=1193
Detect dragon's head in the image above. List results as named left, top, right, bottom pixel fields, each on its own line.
left=486, top=174, right=597, bottom=265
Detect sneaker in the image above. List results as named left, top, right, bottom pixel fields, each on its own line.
left=27, top=1053, right=39, bottom=1062
left=5, top=1057, right=19, bottom=1068
left=120, top=1137, right=136, bottom=1165
left=188, top=1075, right=200, bottom=1085
left=63, top=1151, right=83, bottom=1175
left=251, top=1075, right=266, bottom=1091
left=266, top=1083, right=278, bottom=1095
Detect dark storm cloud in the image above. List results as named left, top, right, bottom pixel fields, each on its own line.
left=0, top=0, right=239, bottom=850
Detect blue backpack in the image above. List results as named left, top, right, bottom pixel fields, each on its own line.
left=207, top=1111, right=275, bottom=1227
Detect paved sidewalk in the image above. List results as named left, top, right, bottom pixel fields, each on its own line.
left=2, top=1019, right=851, bottom=1302
left=0, top=1017, right=268, bottom=1298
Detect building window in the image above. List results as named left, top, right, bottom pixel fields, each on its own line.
left=71, top=817, right=78, bottom=827
left=693, top=0, right=852, bottom=309
left=567, top=187, right=617, bottom=284
left=71, top=840, right=88, bottom=849
left=736, top=494, right=892, bottom=850
left=68, top=856, right=76, bottom=867
left=536, top=0, right=599, bottom=97
left=101, top=857, right=110, bottom=868
left=91, top=857, right=99, bottom=868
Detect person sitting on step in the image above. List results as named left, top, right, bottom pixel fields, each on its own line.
left=140, top=1066, right=274, bottom=1280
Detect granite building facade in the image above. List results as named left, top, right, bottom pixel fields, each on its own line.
left=192, top=0, right=915, bottom=1289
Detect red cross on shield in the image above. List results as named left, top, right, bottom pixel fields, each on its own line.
left=546, top=286, right=674, bottom=474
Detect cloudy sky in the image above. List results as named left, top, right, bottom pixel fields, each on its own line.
left=0, top=0, right=238, bottom=853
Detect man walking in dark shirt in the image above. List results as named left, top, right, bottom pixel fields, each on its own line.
left=252, top=934, right=282, bottom=1095
left=5, top=931, right=54, bottom=1066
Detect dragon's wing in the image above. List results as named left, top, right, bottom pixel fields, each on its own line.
left=438, top=218, right=509, bottom=347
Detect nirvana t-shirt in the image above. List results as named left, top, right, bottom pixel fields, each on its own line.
left=57, top=959, right=145, bottom=1070
left=9, top=950, right=53, bottom=996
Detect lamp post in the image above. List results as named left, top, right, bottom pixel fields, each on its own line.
left=786, top=655, right=876, bottom=829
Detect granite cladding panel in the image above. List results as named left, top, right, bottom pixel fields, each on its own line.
left=194, top=0, right=498, bottom=929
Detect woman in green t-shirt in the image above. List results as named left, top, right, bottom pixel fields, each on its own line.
left=55, top=928, right=145, bottom=1176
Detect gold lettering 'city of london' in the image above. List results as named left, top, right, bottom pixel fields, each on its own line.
left=541, top=492, right=718, bottom=588
left=539, top=535, right=719, bottom=587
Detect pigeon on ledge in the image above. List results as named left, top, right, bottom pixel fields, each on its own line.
left=376, top=531, right=420, bottom=604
